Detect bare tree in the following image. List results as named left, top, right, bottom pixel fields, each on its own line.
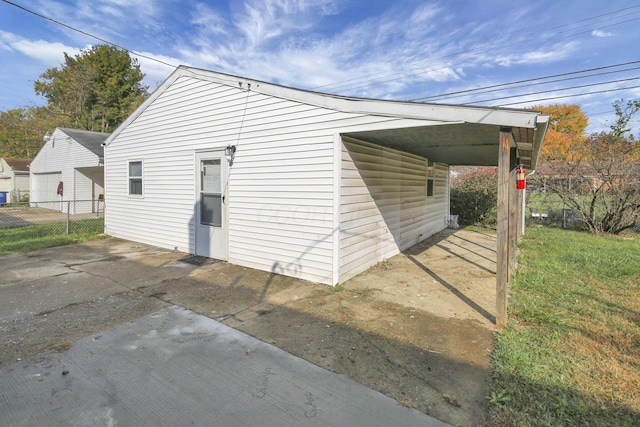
left=532, top=100, right=640, bottom=234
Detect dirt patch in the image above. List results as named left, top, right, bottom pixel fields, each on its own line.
left=0, top=229, right=497, bottom=427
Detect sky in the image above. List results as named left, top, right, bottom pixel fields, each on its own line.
left=1, top=0, right=639, bottom=133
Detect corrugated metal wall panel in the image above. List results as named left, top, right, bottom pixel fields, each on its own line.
left=339, top=138, right=449, bottom=283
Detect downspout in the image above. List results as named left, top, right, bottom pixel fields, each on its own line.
left=522, top=169, right=536, bottom=236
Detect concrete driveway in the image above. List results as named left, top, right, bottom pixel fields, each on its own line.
left=0, top=231, right=497, bottom=426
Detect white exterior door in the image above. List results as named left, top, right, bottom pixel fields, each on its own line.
left=195, top=151, right=228, bottom=260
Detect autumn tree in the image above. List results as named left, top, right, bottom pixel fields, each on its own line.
left=532, top=104, right=588, bottom=161
left=533, top=99, right=640, bottom=234
left=34, top=44, right=148, bottom=133
left=0, top=106, right=60, bottom=158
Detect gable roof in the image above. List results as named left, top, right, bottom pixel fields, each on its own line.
left=59, top=128, right=110, bottom=157
left=104, top=66, right=549, bottom=169
left=2, top=158, right=31, bottom=172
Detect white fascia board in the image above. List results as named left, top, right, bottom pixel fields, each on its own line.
left=529, top=114, right=551, bottom=170
left=180, top=66, right=545, bottom=129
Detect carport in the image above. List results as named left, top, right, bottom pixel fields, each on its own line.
left=102, top=66, right=549, bottom=327
left=342, top=111, right=549, bottom=327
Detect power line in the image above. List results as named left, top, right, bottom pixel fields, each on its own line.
left=492, top=85, right=640, bottom=107
left=413, top=61, right=640, bottom=102
left=0, top=0, right=178, bottom=68
left=462, top=77, right=638, bottom=105
left=3, top=0, right=639, bottom=112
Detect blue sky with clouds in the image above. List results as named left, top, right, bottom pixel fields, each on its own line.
left=1, top=0, right=639, bottom=133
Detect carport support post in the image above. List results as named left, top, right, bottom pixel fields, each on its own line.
left=496, top=128, right=511, bottom=328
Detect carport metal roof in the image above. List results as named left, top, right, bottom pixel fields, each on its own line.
left=343, top=121, right=546, bottom=169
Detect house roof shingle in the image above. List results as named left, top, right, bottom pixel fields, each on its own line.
left=3, top=158, right=31, bottom=172
left=59, top=128, right=110, bottom=157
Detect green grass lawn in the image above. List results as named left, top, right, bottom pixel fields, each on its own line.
left=0, top=219, right=106, bottom=255
left=527, top=192, right=566, bottom=213
left=490, top=227, right=640, bottom=426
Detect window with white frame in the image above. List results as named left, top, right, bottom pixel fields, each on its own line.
left=128, top=160, right=143, bottom=195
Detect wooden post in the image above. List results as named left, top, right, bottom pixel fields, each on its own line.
left=496, top=128, right=511, bottom=328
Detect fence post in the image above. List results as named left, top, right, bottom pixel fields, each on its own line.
left=66, top=201, right=70, bottom=234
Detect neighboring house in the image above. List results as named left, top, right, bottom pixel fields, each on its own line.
left=103, top=66, right=548, bottom=286
left=30, top=128, right=109, bottom=213
left=0, top=158, right=30, bottom=202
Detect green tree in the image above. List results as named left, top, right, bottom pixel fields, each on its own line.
left=450, top=167, right=498, bottom=227
left=34, top=45, right=148, bottom=133
left=0, top=106, right=60, bottom=158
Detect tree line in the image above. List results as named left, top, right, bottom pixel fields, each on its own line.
left=0, top=44, right=148, bottom=158
left=451, top=100, right=639, bottom=235
left=3, top=44, right=638, bottom=234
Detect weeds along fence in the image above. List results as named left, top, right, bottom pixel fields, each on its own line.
left=2, top=189, right=30, bottom=203
left=526, top=192, right=640, bottom=233
left=0, top=200, right=104, bottom=235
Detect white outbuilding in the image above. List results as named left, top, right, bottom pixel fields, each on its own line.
left=0, top=158, right=30, bottom=203
left=30, top=127, right=108, bottom=213
left=103, top=66, right=548, bottom=287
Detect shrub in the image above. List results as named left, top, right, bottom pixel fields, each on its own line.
left=450, top=167, right=498, bottom=226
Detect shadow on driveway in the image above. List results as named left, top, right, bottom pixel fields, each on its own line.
left=0, top=229, right=496, bottom=427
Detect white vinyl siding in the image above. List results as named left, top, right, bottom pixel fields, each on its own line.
left=106, top=77, right=342, bottom=284
left=105, top=74, right=450, bottom=285
left=339, top=138, right=449, bottom=282
left=0, top=177, right=10, bottom=193
left=14, top=174, right=30, bottom=193
left=29, top=129, right=104, bottom=212
left=73, top=167, right=103, bottom=213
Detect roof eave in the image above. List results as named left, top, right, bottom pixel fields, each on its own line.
left=103, top=65, right=548, bottom=148
left=529, top=114, right=550, bottom=170
left=179, top=66, right=543, bottom=128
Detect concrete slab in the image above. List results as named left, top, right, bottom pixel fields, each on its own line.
left=0, top=305, right=450, bottom=427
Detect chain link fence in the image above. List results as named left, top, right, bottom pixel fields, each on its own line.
left=0, top=200, right=104, bottom=235
left=527, top=192, right=640, bottom=233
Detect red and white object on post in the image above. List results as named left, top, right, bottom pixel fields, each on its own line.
left=516, top=166, right=526, bottom=190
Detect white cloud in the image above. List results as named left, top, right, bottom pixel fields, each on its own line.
left=591, top=29, right=613, bottom=38
left=231, top=0, right=339, bottom=49
left=0, top=31, right=82, bottom=65
left=138, top=1, right=468, bottom=99
left=191, top=3, right=228, bottom=35
left=494, top=42, right=579, bottom=67
left=35, top=0, right=164, bottom=43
